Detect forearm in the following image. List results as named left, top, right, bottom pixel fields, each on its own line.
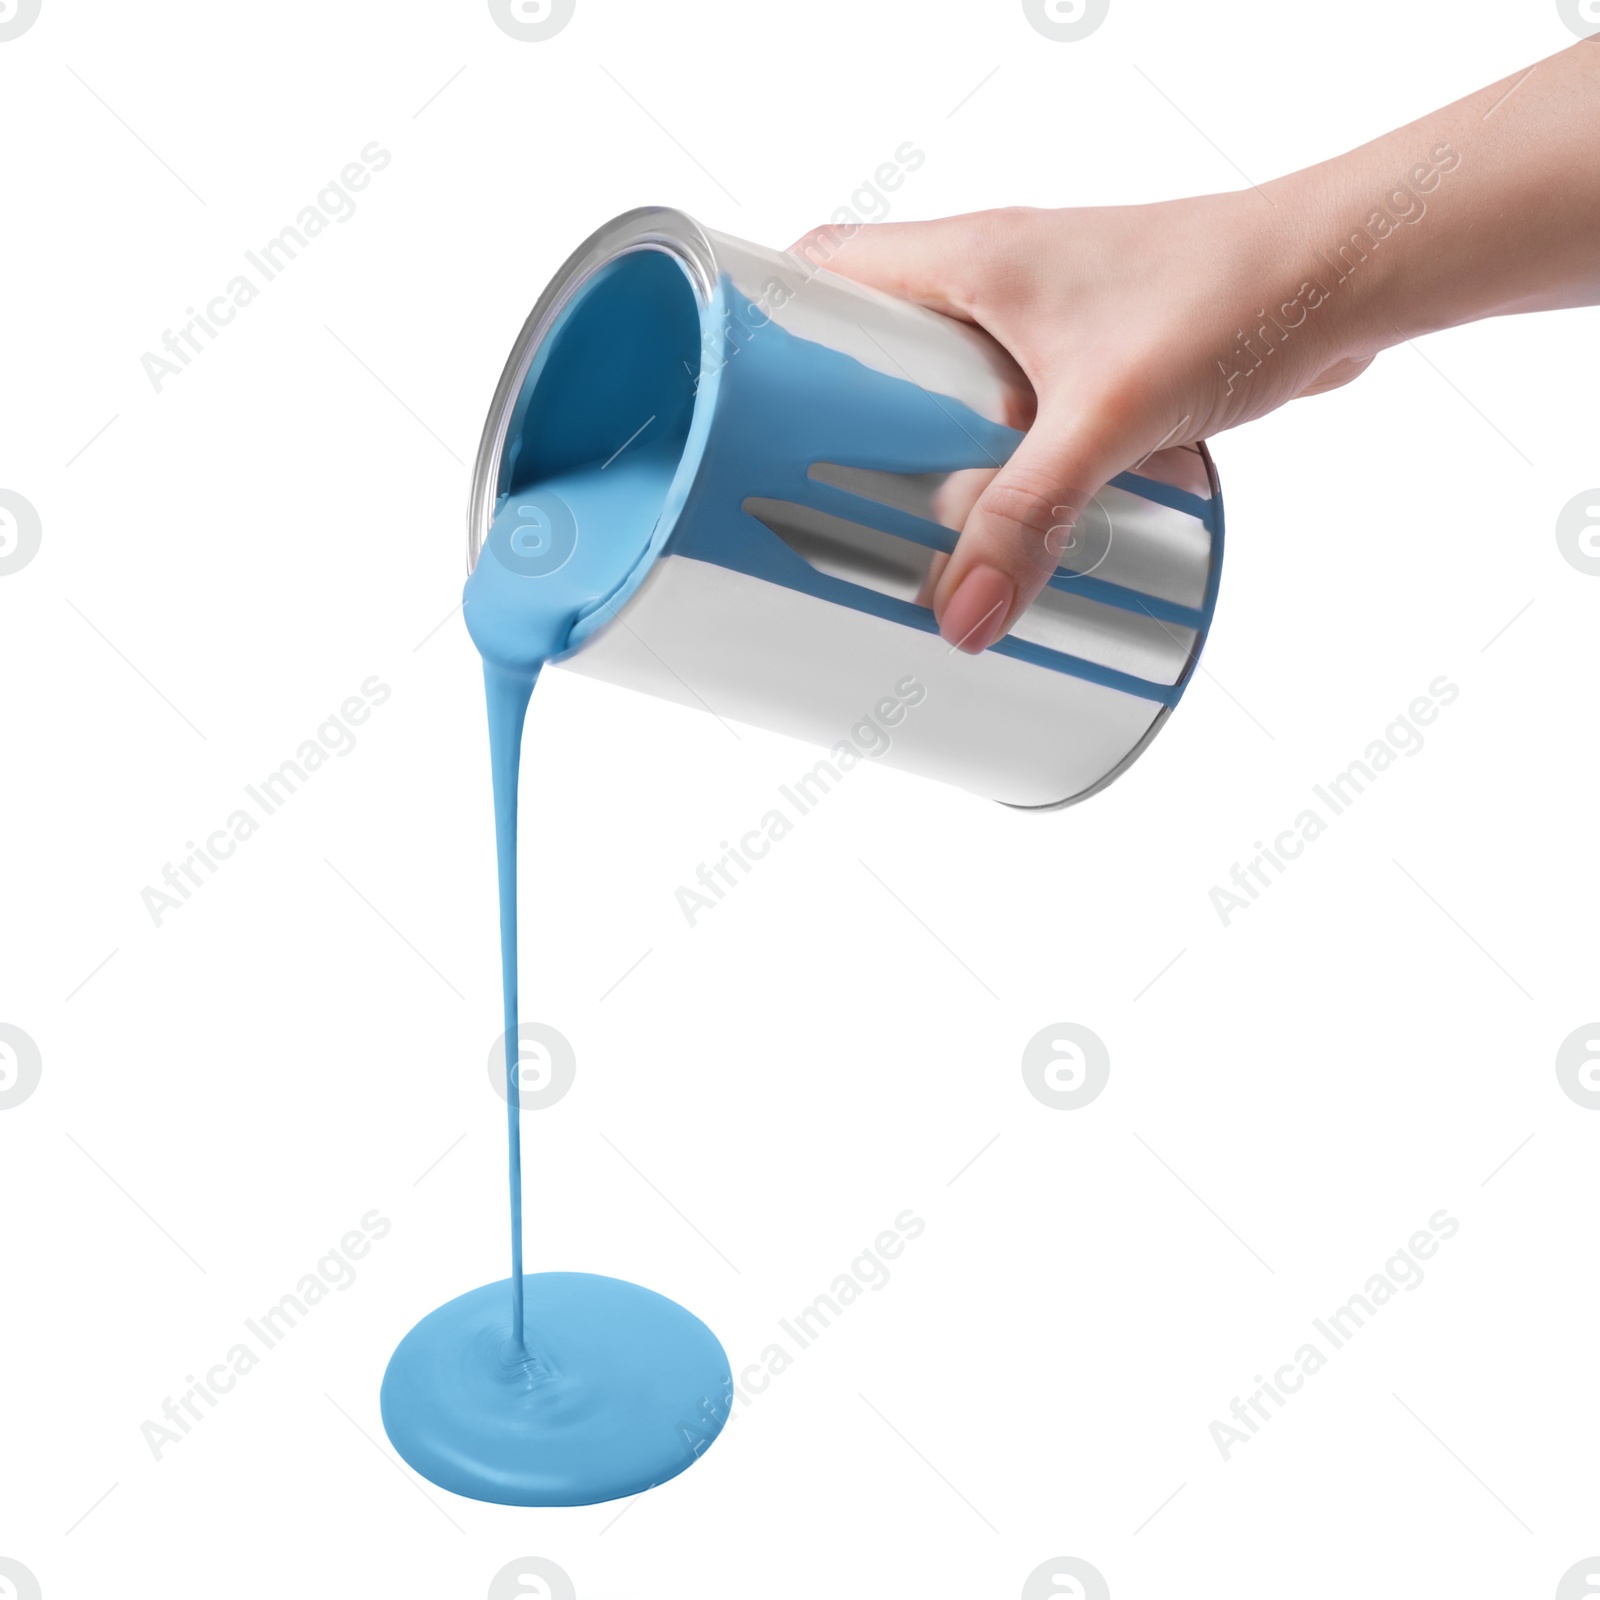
left=1262, top=41, right=1600, bottom=363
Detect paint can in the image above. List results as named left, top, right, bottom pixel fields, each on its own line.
left=467, top=206, right=1223, bottom=809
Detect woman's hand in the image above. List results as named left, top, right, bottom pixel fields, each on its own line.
left=791, top=42, right=1600, bottom=652
left=795, top=197, right=1361, bottom=650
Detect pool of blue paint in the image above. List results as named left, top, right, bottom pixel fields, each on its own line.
left=380, top=1272, right=731, bottom=1507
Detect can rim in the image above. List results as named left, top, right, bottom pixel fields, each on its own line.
left=466, top=206, right=719, bottom=575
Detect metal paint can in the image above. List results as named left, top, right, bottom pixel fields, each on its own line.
left=467, top=206, right=1222, bottom=809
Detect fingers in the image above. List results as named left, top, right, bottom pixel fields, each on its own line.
left=928, top=466, right=996, bottom=532
left=784, top=210, right=1175, bottom=655
left=932, top=402, right=1127, bottom=654
left=785, top=215, right=996, bottom=322
left=912, top=550, right=949, bottom=610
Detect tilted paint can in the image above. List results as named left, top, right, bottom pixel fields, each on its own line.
left=467, top=206, right=1223, bottom=809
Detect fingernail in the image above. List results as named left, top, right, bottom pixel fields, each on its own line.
left=939, top=565, right=1015, bottom=654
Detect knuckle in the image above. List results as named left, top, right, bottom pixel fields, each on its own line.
left=964, top=208, right=1051, bottom=314
left=921, top=208, right=1045, bottom=319
left=1098, top=364, right=1162, bottom=430
left=977, top=204, right=1045, bottom=239
left=788, top=224, right=853, bottom=268
left=978, top=468, right=1072, bottom=551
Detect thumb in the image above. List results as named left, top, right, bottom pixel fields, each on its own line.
left=933, top=402, right=1127, bottom=654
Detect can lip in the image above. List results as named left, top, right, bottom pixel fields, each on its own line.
left=466, top=206, right=719, bottom=575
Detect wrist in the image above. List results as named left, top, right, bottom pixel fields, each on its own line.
left=1258, top=133, right=1471, bottom=363
left=1187, top=186, right=1367, bottom=409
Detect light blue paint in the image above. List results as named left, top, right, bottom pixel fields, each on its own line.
left=383, top=249, right=731, bottom=1508
left=381, top=243, right=1220, bottom=1506
left=380, top=1272, right=731, bottom=1507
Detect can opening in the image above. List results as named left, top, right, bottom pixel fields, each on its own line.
left=465, top=247, right=713, bottom=673
left=498, top=247, right=702, bottom=511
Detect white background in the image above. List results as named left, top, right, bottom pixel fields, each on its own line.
left=2, top=2, right=1597, bottom=1597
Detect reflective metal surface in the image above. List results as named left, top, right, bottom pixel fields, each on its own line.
left=468, top=207, right=1223, bottom=809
